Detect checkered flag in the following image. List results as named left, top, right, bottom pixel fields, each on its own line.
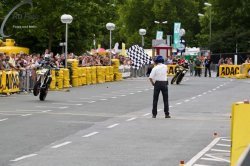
left=127, top=45, right=150, bottom=69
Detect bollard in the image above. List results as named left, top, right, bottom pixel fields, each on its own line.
left=179, top=160, right=185, bottom=166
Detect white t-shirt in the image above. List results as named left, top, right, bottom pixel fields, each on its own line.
left=149, top=63, right=168, bottom=81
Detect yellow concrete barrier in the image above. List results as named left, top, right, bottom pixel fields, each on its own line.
left=62, top=68, right=70, bottom=88
left=231, top=101, right=250, bottom=166
left=219, top=65, right=241, bottom=78
left=49, top=69, right=56, bottom=90
left=1, top=70, right=20, bottom=93
left=167, top=65, right=177, bottom=76
left=241, top=63, right=250, bottom=78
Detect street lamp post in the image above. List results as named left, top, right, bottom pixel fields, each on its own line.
left=106, top=22, right=115, bottom=65
left=61, top=14, right=73, bottom=68
left=204, top=2, right=212, bottom=43
left=139, top=29, right=146, bottom=48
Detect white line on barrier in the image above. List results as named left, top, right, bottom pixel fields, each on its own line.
left=0, top=118, right=8, bottom=122
left=107, top=123, right=120, bottom=128
left=11, top=154, right=37, bottom=162
left=82, top=132, right=99, bottom=138
left=185, top=137, right=221, bottom=166
left=21, top=114, right=32, bottom=117
left=126, top=117, right=137, bottom=121
left=143, top=113, right=150, bottom=116
left=51, top=141, right=72, bottom=148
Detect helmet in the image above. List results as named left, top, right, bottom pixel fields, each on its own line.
left=44, top=54, right=51, bottom=61
left=155, top=55, right=164, bottom=63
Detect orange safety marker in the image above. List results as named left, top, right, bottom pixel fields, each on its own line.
left=179, top=160, right=185, bottom=166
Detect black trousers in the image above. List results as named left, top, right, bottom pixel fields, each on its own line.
left=152, top=81, right=169, bottom=116
left=205, top=66, right=211, bottom=77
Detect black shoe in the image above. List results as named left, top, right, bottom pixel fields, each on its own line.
left=152, top=115, right=156, bottom=118
left=165, top=115, right=171, bottom=118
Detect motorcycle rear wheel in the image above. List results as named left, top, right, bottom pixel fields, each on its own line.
left=39, top=86, right=48, bottom=101
left=33, top=81, right=41, bottom=96
left=171, top=75, right=177, bottom=84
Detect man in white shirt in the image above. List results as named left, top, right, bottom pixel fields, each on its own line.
left=149, top=55, right=170, bottom=118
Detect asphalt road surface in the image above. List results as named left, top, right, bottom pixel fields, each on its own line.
left=0, top=74, right=249, bottom=166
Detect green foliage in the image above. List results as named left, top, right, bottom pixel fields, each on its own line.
left=0, top=0, right=249, bottom=54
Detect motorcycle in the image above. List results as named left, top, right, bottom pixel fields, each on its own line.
left=171, top=63, right=189, bottom=85
left=33, top=67, right=52, bottom=101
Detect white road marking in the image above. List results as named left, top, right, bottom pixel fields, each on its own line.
left=79, top=97, right=91, bottom=100
left=208, top=90, right=212, bottom=93
left=11, top=154, right=37, bottom=162
left=99, top=99, right=107, bottom=101
left=198, top=95, right=202, bottom=97
left=191, top=97, right=196, bottom=99
left=129, top=93, right=134, bottom=95
left=216, top=86, right=220, bottom=89
left=0, top=118, right=8, bottom=122
left=82, top=132, right=99, bottom=138
left=88, top=101, right=96, bottom=103
left=52, top=103, right=82, bottom=106
left=220, top=85, right=224, bottom=87
left=16, top=109, right=52, bottom=112
left=21, top=114, right=32, bottom=117
left=216, top=143, right=231, bottom=147
left=211, top=149, right=230, bottom=153
left=203, top=92, right=207, bottom=95
left=120, top=95, right=126, bottom=97
left=35, top=106, right=68, bottom=109
left=169, top=105, right=173, bottom=108
left=51, top=141, right=72, bottom=149
left=107, top=123, right=120, bottom=128
left=111, top=97, right=117, bottom=99
left=145, top=89, right=149, bottom=91
left=176, top=102, right=182, bottom=105
left=201, top=154, right=230, bottom=163
left=137, top=91, right=142, bottom=93
left=184, top=99, right=190, bottom=102
left=213, top=89, right=216, bottom=91
left=143, top=113, right=150, bottom=116
left=221, top=138, right=231, bottom=142
left=126, top=117, right=137, bottom=121
left=185, top=137, right=221, bottom=166
left=193, top=164, right=210, bottom=166
left=42, top=110, right=52, bottom=113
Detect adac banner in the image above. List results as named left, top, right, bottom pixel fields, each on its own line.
left=219, top=65, right=241, bottom=77
left=167, top=65, right=177, bottom=76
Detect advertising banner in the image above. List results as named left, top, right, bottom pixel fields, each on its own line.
left=173, top=22, right=181, bottom=49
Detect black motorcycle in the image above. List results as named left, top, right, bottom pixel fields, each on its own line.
left=33, top=67, right=52, bottom=101
left=171, top=63, right=189, bottom=85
